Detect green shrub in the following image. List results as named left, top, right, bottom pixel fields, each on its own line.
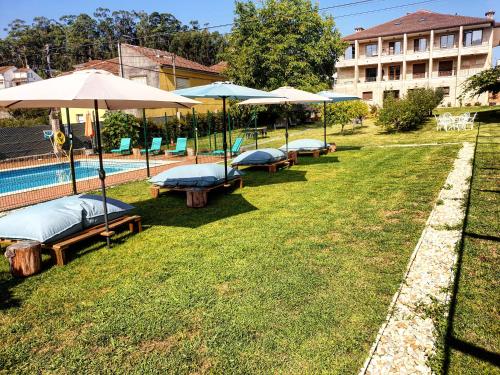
left=326, top=100, right=369, bottom=133
left=377, top=88, right=443, bottom=132
left=101, top=111, right=141, bottom=151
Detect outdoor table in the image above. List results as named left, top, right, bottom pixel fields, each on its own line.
left=245, top=126, right=268, bottom=139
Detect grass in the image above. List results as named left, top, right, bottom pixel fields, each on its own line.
left=431, top=120, right=500, bottom=374
left=188, top=105, right=499, bottom=153
left=1, top=106, right=497, bottom=373
left=0, top=145, right=459, bottom=373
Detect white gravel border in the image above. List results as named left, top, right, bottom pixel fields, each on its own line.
left=360, top=142, right=475, bottom=375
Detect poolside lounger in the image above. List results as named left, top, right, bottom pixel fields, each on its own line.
left=231, top=148, right=296, bottom=173
left=111, top=138, right=132, bottom=155
left=141, top=137, right=162, bottom=155
left=1, top=215, right=142, bottom=266
left=212, top=137, right=244, bottom=156
left=165, top=137, right=187, bottom=156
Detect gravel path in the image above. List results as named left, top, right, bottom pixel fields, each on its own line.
left=360, top=142, right=475, bottom=375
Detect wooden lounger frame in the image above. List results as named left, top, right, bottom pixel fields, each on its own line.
left=1, top=215, right=142, bottom=266
left=233, top=158, right=292, bottom=173
left=150, top=177, right=243, bottom=208
left=297, top=145, right=335, bottom=158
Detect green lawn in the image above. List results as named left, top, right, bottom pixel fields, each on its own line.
left=432, top=119, right=500, bottom=374
left=1, top=107, right=497, bottom=374
left=187, top=105, right=499, bottom=154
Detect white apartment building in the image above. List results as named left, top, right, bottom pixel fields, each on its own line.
left=335, top=10, right=500, bottom=106
left=0, top=66, right=42, bottom=89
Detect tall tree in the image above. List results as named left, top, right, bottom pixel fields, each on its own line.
left=224, top=0, right=345, bottom=91
left=460, top=67, right=500, bottom=98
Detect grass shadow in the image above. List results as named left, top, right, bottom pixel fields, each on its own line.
left=241, top=169, right=307, bottom=187
left=132, top=190, right=258, bottom=229
left=297, top=156, right=339, bottom=166
left=334, top=146, right=362, bottom=152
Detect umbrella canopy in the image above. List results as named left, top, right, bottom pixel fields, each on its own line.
left=239, top=86, right=330, bottom=151
left=173, top=81, right=279, bottom=184
left=0, top=69, right=200, bottom=109
left=316, top=91, right=360, bottom=102
left=239, top=86, right=329, bottom=105
left=173, top=81, right=280, bottom=100
left=0, top=69, right=199, bottom=248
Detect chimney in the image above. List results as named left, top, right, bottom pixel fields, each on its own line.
left=485, top=10, right=495, bottom=19
left=355, top=27, right=365, bottom=32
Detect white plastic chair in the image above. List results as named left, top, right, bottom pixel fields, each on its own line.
left=466, top=112, right=477, bottom=130
left=455, top=114, right=468, bottom=131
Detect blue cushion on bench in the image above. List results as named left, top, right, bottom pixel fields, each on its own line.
left=0, top=196, right=84, bottom=242
left=231, top=148, right=287, bottom=166
left=150, top=163, right=243, bottom=188
left=280, top=139, right=328, bottom=151
left=77, top=194, right=134, bottom=227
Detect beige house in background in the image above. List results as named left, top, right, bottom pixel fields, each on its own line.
left=335, top=10, right=500, bottom=106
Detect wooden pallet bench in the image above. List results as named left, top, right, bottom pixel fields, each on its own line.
left=233, top=159, right=291, bottom=173
left=150, top=177, right=243, bottom=208
left=1, top=215, right=142, bottom=266
left=297, top=145, right=335, bottom=158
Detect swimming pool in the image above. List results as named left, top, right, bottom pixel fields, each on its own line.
left=0, top=159, right=164, bottom=195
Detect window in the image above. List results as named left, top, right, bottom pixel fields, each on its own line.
left=362, top=91, right=373, bottom=100
left=388, top=65, right=401, bottom=80
left=463, top=29, right=483, bottom=46
left=175, top=77, right=190, bottom=89
left=388, top=41, right=402, bottom=55
left=384, top=90, right=399, bottom=99
left=344, top=44, right=355, bottom=60
left=412, top=63, right=426, bottom=79
left=365, top=67, right=377, bottom=82
left=365, top=44, right=378, bottom=57
left=438, top=60, right=454, bottom=76
left=440, top=34, right=455, bottom=49
left=413, top=38, right=427, bottom=52
left=438, top=86, right=450, bottom=96
left=76, top=114, right=84, bottom=123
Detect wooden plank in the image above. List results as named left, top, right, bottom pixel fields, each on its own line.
left=151, top=177, right=243, bottom=207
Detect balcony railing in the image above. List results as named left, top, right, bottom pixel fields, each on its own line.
left=365, top=76, right=377, bottom=82
left=412, top=72, right=426, bottom=79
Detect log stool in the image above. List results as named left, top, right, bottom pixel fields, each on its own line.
left=288, top=151, right=298, bottom=165
left=4, top=241, right=42, bottom=277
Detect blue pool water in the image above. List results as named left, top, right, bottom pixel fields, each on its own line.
left=0, top=160, right=157, bottom=195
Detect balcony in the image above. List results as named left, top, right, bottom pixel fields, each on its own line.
left=460, top=41, right=489, bottom=56
left=336, top=57, right=356, bottom=68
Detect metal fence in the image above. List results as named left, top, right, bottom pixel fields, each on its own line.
left=0, top=110, right=276, bottom=212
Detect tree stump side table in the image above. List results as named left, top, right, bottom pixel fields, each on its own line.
left=4, top=240, right=42, bottom=277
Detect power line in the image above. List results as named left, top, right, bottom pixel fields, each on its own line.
left=335, top=0, right=444, bottom=18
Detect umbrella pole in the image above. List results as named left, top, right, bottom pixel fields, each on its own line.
left=323, top=101, right=327, bottom=148
left=208, top=111, right=212, bottom=151
left=286, top=107, right=290, bottom=155
left=228, top=111, right=233, bottom=158
left=222, top=97, right=228, bottom=185
left=142, top=109, right=150, bottom=177
left=192, top=108, right=198, bottom=164
left=65, top=108, right=77, bottom=195
left=254, top=109, right=258, bottom=149
left=93, top=100, right=111, bottom=248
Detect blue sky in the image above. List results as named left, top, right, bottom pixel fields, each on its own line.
left=1, top=0, right=498, bottom=62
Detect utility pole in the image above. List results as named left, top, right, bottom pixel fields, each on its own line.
left=117, top=41, right=124, bottom=78
left=45, top=44, right=52, bottom=78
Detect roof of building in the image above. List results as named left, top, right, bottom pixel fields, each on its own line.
left=0, top=66, right=16, bottom=74
left=59, top=58, right=120, bottom=76
left=344, top=10, right=495, bottom=41
left=210, top=61, right=228, bottom=73
left=122, top=43, right=220, bottom=74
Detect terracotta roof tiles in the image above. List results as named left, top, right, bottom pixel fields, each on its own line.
left=122, top=44, right=220, bottom=74
left=344, top=10, right=495, bottom=41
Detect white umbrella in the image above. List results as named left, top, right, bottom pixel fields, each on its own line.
left=239, top=86, right=329, bottom=151
left=0, top=69, right=199, bottom=247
